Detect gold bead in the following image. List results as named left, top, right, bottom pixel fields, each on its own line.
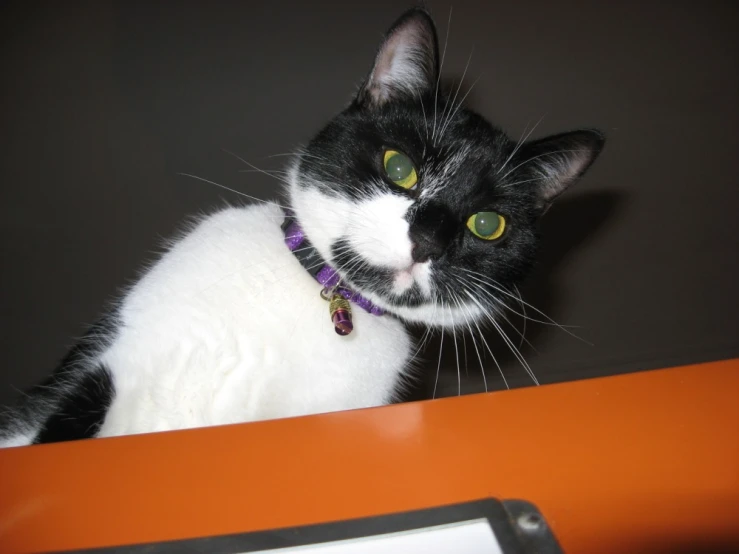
left=328, top=294, right=351, bottom=317
left=329, top=293, right=353, bottom=336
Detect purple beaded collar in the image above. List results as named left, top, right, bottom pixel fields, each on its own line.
left=281, top=210, right=384, bottom=317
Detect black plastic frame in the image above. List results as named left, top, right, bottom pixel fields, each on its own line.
left=64, top=498, right=563, bottom=554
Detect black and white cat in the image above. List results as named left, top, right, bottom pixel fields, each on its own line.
left=0, top=8, right=604, bottom=447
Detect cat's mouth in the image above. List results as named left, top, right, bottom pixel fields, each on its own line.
left=391, top=262, right=432, bottom=297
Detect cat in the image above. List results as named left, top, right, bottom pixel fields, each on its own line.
left=0, top=7, right=604, bottom=447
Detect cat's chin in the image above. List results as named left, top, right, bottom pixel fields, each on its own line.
left=356, top=286, right=485, bottom=330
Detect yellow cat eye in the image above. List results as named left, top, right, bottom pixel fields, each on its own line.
left=466, top=211, right=506, bottom=241
left=383, top=150, right=418, bottom=190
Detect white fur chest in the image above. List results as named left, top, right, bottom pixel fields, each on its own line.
left=96, top=203, right=412, bottom=438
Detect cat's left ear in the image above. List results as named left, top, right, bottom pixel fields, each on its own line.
left=355, top=8, right=439, bottom=107
left=515, top=129, right=606, bottom=213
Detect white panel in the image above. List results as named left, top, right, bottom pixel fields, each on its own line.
left=248, top=519, right=503, bottom=554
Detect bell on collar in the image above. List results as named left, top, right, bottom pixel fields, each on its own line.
left=329, top=293, right=353, bottom=336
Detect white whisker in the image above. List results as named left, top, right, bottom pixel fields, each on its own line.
left=432, top=7, right=452, bottom=145
left=432, top=315, right=445, bottom=400
left=499, top=148, right=592, bottom=182
left=436, top=72, right=482, bottom=142
left=177, top=173, right=288, bottom=209
left=437, top=47, right=474, bottom=143
left=454, top=281, right=508, bottom=389
left=222, top=149, right=291, bottom=186
left=497, top=115, right=545, bottom=175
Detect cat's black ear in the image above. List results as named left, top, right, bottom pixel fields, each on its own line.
left=355, top=8, right=439, bottom=107
left=515, top=129, right=606, bottom=213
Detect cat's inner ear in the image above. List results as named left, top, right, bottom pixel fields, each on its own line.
left=515, top=129, right=606, bottom=212
left=357, top=8, right=439, bottom=106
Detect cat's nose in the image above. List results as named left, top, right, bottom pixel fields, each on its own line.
left=408, top=202, right=455, bottom=263
left=410, top=234, right=445, bottom=263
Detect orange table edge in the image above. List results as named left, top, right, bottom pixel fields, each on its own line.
left=1, top=358, right=738, bottom=554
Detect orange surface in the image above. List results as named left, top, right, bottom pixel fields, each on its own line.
left=1, top=358, right=738, bottom=553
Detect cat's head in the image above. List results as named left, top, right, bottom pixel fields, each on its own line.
left=289, top=8, right=604, bottom=329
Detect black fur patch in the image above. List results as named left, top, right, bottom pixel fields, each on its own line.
left=33, top=364, right=114, bottom=444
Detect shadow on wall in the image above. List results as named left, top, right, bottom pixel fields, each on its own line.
left=400, top=188, right=626, bottom=402
left=524, top=188, right=626, bottom=340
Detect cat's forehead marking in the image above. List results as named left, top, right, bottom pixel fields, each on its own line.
left=419, top=141, right=474, bottom=201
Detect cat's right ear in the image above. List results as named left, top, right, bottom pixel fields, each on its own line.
left=355, top=8, right=440, bottom=108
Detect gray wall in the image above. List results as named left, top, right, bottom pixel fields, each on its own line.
left=1, top=0, right=737, bottom=405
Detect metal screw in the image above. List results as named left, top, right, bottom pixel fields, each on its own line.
left=517, top=512, right=543, bottom=532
